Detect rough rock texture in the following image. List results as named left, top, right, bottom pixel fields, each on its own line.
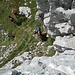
left=35, top=0, right=75, bottom=38
left=19, top=6, right=31, bottom=18
left=53, top=35, right=75, bottom=51
left=36, top=0, right=50, bottom=12
left=1, top=50, right=75, bottom=75
left=35, top=10, right=44, bottom=24
left=72, top=0, right=75, bottom=8
left=2, top=52, right=32, bottom=69
left=34, top=0, right=75, bottom=75
left=35, top=0, right=75, bottom=52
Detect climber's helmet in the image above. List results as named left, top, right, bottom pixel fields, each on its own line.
left=34, top=27, right=41, bottom=34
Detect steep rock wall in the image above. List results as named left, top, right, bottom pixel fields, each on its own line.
left=35, top=0, right=75, bottom=38
left=1, top=51, right=75, bottom=75
left=35, top=0, right=75, bottom=52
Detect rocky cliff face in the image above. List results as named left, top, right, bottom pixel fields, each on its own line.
left=35, top=0, right=75, bottom=52
left=1, top=0, right=75, bottom=75
left=1, top=50, right=75, bottom=75
left=35, top=0, right=75, bottom=37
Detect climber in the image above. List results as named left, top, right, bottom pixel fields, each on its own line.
left=12, top=9, right=17, bottom=15
left=12, top=9, right=19, bottom=16
left=8, top=16, right=17, bottom=24
left=33, top=27, right=48, bottom=41
left=12, top=9, right=20, bottom=18
left=9, top=16, right=14, bottom=22
left=8, top=32, right=15, bottom=41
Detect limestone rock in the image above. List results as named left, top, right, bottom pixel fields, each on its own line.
left=36, top=0, right=50, bottom=12
left=19, top=7, right=31, bottom=18
left=53, top=36, right=75, bottom=51
left=0, top=69, right=12, bottom=75
left=35, top=0, right=75, bottom=38
left=70, top=13, right=75, bottom=26
left=1, top=53, right=75, bottom=75
left=35, top=10, right=44, bottom=24
left=71, top=0, right=75, bottom=9
left=15, top=56, right=67, bottom=75
left=2, top=52, right=32, bottom=69
left=54, top=7, right=75, bottom=23
left=11, top=70, right=21, bottom=75
left=1, top=51, right=75, bottom=75
left=55, top=22, right=74, bottom=35
left=59, top=0, right=73, bottom=9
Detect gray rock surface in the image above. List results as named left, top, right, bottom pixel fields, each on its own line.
left=53, top=35, right=75, bottom=51
left=36, top=0, right=50, bottom=12
left=55, top=22, right=74, bottom=35
left=14, top=51, right=75, bottom=75
left=34, top=1, right=75, bottom=74
left=72, top=0, right=75, bottom=8
left=2, top=52, right=32, bottom=69
left=70, top=13, right=75, bottom=26
left=59, top=0, right=72, bottom=9
left=35, top=0, right=75, bottom=38
left=1, top=51, right=75, bottom=75
left=35, top=10, right=44, bottom=24
left=19, top=6, right=31, bottom=18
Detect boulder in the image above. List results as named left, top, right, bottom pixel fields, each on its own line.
left=53, top=7, right=75, bottom=23
left=59, top=0, right=73, bottom=9
left=55, top=22, right=74, bottom=35
left=71, top=0, right=75, bottom=9
left=36, top=0, right=50, bottom=12
left=53, top=35, right=75, bottom=51
left=19, top=7, right=31, bottom=18
left=11, top=70, right=21, bottom=75
left=1, top=52, right=75, bottom=75
left=2, top=52, right=32, bottom=69
left=35, top=10, right=44, bottom=24
left=15, top=56, right=67, bottom=75
left=0, top=69, right=12, bottom=75
left=35, top=0, right=75, bottom=38
left=70, top=13, right=75, bottom=26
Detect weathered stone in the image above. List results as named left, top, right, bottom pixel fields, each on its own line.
left=70, top=13, right=75, bottom=26
left=53, top=36, right=75, bottom=51
left=59, top=0, right=73, bottom=9
left=71, top=0, right=75, bottom=9
left=54, top=7, right=75, bottom=22
left=19, top=7, right=31, bottom=18
left=35, top=10, right=44, bottom=24
left=35, top=0, right=75, bottom=38
left=36, top=0, right=50, bottom=12
left=11, top=70, right=21, bottom=75
left=55, top=22, right=74, bottom=35
left=1, top=50, right=75, bottom=75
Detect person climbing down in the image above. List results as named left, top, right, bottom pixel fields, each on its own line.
left=12, top=9, right=17, bottom=15
left=12, top=9, right=20, bottom=18
left=8, top=16, right=17, bottom=24
left=33, top=27, right=48, bottom=41
left=9, top=16, right=14, bottom=22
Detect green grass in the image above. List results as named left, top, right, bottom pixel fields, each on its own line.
left=0, top=0, right=55, bottom=67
